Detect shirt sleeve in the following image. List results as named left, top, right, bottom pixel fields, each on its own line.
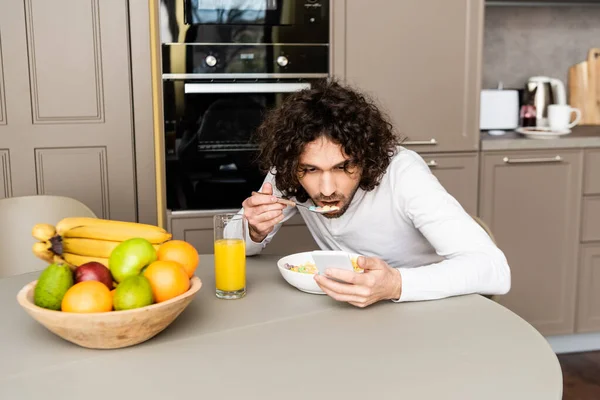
left=241, top=172, right=298, bottom=256
left=391, top=152, right=511, bottom=302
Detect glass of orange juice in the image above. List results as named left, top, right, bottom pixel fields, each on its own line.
left=213, top=213, right=246, bottom=299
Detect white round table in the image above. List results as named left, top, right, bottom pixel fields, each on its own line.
left=0, top=255, right=562, bottom=399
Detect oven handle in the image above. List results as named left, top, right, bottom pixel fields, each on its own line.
left=184, top=82, right=312, bottom=94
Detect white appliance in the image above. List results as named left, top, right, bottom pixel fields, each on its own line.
left=525, top=76, right=568, bottom=127
left=480, top=84, right=520, bottom=134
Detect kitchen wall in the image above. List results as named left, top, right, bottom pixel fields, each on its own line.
left=482, top=5, right=600, bottom=90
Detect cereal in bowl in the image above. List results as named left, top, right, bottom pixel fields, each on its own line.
left=283, top=258, right=363, bottom=274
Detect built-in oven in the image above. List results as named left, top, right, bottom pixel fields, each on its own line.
left=159, top=0, right=329, bottom=213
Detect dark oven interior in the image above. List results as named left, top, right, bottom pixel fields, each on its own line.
left=163, top=79, right=324, bottom=211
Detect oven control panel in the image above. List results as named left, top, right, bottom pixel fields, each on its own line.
left=163, top=44, right=328, bottom=76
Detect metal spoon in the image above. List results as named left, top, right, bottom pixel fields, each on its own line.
left=251, top=191, right=340, bottom=214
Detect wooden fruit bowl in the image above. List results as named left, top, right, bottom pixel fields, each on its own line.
left=16, top=276, right=202, bottom=349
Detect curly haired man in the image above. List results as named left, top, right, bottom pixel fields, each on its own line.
left=240, top=80, right=511, bottom=307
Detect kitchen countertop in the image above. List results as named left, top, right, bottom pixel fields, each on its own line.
left=481, top=125, right=600, bottom=151
left=0, top=255, right=563, bottom=400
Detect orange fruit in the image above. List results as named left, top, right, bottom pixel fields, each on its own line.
left=109, top=289, right=116, bottom=310
left=142, top=260, right=190, bottom=303
left=156, top=240, right=199, bottom=278
left=61, top=281, right=113, bottom=313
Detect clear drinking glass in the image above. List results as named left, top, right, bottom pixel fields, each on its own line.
left=213, top=213, right=246, bottom=299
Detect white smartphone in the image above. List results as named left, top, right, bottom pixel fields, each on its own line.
left=311, top=251, right=355, bottom=277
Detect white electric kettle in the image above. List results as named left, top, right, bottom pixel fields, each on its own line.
left=524, top=76, right=567, bottom=127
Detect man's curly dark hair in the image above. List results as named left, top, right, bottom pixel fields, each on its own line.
left=254, top=79, right=400, bottom=203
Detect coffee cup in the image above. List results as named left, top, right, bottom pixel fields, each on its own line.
left=548, top=104, right=582, bottom=131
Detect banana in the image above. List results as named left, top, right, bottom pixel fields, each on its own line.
left=62, top=252, right=109, bottom=268
left=32, top=241, right=69, bottom=266
left=32, top=223, right=56, bottom=241
left=56, top=217, right=171, bottom=244
left=62, top=238, right=119, bottom=258
left=32, top=241, right=54, bottom=263
left=53, top=254, right=71, bottom=268
left=61, top=237, right=160, bottom=258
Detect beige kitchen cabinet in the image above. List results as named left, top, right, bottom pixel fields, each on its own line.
left=583, top=148, right=600, bottom=195
left=577, top=150, right=600, bottom=333
left=0, top=0, right=139, bottom=221
left=581, top=196, right=600, bottom=243
left=576, top=244, right=600, bottom=333
left=421, top=152, right=479, bottom=216
left=479, top=149, right=583, bottom=336
left=168, top=212, right=318, bottom=256
left=331, top=0, right=483, bottom=152
left=488, top=0, right=600, bottom=4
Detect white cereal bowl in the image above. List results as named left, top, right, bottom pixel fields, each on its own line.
left=276, top=251, right=362, bottom=295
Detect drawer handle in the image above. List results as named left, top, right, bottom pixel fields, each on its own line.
left=426, top=160, right=438, bottom=168
left=502, top=155, right=563, bottom=164
left=403, top=138, right=438, bottom=146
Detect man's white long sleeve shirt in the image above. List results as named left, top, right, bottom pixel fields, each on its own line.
left=242, top=147, right=511, bottom=302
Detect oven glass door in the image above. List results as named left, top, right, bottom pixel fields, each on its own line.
left=164, top=81, right=313, bottom=211
left=185, top=0, right=293, bottom=26
left=161, top=0, right=329, bottom=45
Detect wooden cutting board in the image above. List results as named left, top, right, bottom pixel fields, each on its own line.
left=590, top=48, right=600, bottom=124
left=568, top=48, right=600, bottom=125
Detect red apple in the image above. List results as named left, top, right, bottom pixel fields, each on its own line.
left=74, top=262, right=114, bottom=290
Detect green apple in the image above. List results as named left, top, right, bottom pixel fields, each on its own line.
left=108, top=238, right=157, bottom=283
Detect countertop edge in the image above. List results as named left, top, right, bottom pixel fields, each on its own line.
left=481, top=137, right=600, bottom=151
left=480, top=126, right=600, bottom=151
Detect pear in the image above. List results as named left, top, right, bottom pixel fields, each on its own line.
left=34, top=263, right=74, bottom=310
left=112, top=275, right=154, bottom=311
left=108, top=238, right=157, bottom=283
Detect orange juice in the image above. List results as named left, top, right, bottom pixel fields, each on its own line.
left=214, top=239, right=246, bottom=292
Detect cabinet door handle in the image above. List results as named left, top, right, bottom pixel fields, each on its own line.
left=403, top=138, right=438, bottom=146
left=426, top=160, right=438, bottom=168
left=502, top=155, right=563, bottom=164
